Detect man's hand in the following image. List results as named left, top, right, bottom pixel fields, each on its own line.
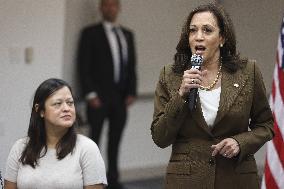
left=88, top=97, right=102, bottom=109
left=125, top=95, right=136, bottom=107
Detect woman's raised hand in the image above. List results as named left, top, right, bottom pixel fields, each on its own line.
left=178, top=68, right=205, bottom=97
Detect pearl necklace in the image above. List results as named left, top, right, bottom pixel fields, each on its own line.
left=200, top=61, right=222, bottom=91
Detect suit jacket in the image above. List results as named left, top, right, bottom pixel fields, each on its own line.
left=77, top=22, right=137, bottom=101
left=151, top=60, right=274, bottom=189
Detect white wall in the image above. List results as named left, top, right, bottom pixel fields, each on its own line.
left=63, top=0, right=99, bottom=97
left=0, top=0, right=65, bottom=172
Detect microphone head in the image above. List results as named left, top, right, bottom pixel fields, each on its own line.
left=191, top=54, right=203, bottom=66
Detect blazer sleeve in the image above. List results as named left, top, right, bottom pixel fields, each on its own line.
left=151, top=66, right=189, bottom=148
left=231, top=62, right=274, bottom=162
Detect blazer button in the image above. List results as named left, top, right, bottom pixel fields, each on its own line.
left=209, top=157, right=215, bottom=166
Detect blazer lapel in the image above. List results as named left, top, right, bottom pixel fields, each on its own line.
left=99, top=23, right=112, bottom=56
left=213, top=68, right=249, bottom=126
left=99, top=23, right=116, bottom=74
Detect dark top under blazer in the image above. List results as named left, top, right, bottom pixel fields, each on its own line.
left=77, top=23, right=137, bottom=100
left=151, top=60, right=274, bottom=189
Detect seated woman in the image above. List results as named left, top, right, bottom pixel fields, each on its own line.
left=4, top=78, right=107, bottom=189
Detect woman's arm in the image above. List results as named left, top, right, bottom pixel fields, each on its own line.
left=84, top=184, right=104, bottom=189
left=231, top=62, right=274, bottom=162
left=4, top=180, right=17, bottom=189
left=151, top=66, right=189, bottom=148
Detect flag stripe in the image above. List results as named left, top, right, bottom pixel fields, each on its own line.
left=264, top=158, right=278, bottom=189
left=267, top=140, right=284, bottom=188
left=272, top=79, right=276, bottom=104
left=261, top=174, right=267, bottom=189
left=272, top=113, right=284, bottom=168
left=277, top=61, right=284, bottom=102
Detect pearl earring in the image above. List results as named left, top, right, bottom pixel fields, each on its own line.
left=220, top=44, right=223, bottom=47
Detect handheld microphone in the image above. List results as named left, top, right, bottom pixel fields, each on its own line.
left=188, top=54, right=203, bottom=110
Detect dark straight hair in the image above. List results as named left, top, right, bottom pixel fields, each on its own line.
left=20, top=78, right=77, bottom=168
left=173, top=3, right=244, bottom=74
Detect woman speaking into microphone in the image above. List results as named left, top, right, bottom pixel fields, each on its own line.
left=151, top=3, right=274, bottom=189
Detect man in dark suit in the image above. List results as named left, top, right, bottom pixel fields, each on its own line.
left=77, top=0, right=137, bottom=188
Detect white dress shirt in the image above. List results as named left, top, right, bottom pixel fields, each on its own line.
left=103, top=21, right=128, bottom=83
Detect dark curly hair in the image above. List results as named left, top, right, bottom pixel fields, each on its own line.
left=20, top=78, right=77, bottom=168
left=173, top=3, right=244, bottom=74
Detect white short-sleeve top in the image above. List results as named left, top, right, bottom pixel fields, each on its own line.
left=5, top=134, right=107, bottom=189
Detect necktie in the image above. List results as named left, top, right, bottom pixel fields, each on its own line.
left=112, top=27, right=125, bottom=84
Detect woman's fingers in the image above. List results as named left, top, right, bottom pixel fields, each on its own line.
left=179, top=69, right=203, bottom=96
left=211, top=138, right=240, bottom=158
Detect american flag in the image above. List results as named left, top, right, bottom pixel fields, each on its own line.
left=261, top=15, right=284, bottom=189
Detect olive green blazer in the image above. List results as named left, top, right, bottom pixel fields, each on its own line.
left=151, top=60, right=274, bottom=189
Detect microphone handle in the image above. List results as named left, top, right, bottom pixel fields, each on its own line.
left=188, top=88, right=198, bottom=110
left=187, top=54, right=202, bottom=111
